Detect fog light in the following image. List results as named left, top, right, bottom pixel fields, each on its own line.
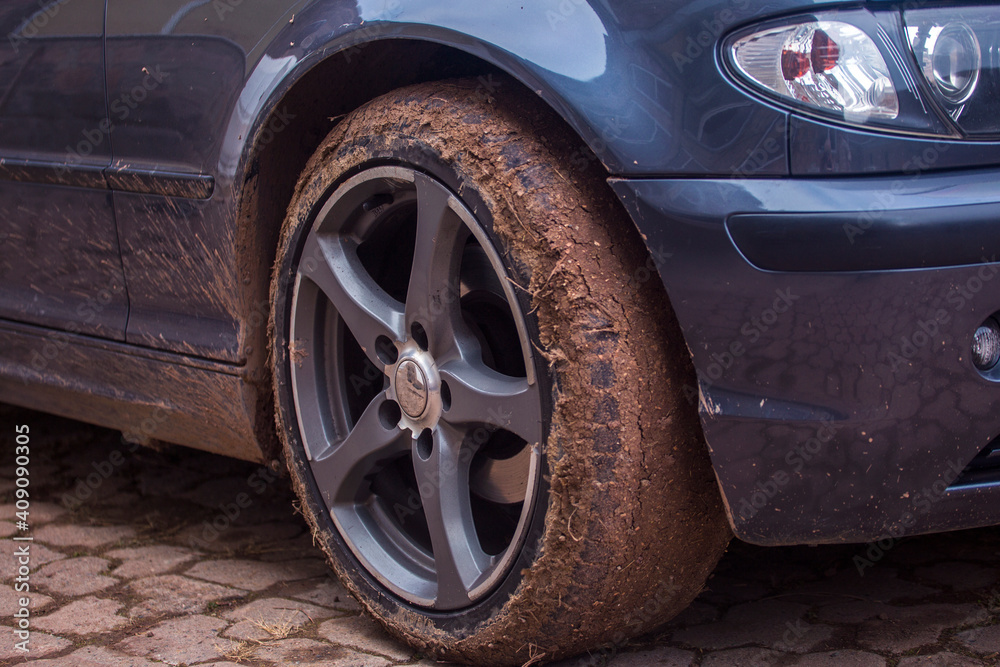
left=973, top=319, right=1000, bottom=371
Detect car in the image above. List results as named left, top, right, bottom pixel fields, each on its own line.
left=2, top=0, right=999, bottom=663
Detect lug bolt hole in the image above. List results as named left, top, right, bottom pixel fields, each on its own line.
left=378, top=400, right=402, bottom=429
left=411, top=322, right=429, bottom=351
left=416, top=428, right=433, bottom=461
left=441, top=380, right=452, bottom=412
left=375, top=336, right=398, bottom=365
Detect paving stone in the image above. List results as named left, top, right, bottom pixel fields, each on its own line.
left=117, top=614, right=228, bottom=665
left=178, top=520, right=303, bottom=554
left=34, top=556, right=115, bottom=595
left=225, top=496, right=300, bottom=525
left=33, top=523, right=135, bottom=548
left=62, top=477, right=132, bottom=507
left=0, top=585, right=53, bottom=615
left=898, top=652, right=984, bottom=666
left=257, top=532, right=324, bottom=562
left=697, top=575, right=772, bottom=607
left=955, top=623, right=1000, bottom=655
left=948, top=542, right=1000, bottom=564
left=672, top=599, right=833, bottom=653
left=0, top=540, right=65, bottom=576
left=107, top=545, right=200, bottom=579
left=127, top=574, right=248, bottom=619
left=815, top=600, right=896, bottom=624
left=607, top=646, right=695, bottom=666
left=914, top=562, right=999, bottom=592
left=180, top=476, right=270, bottom=509
left=0, top=501, right=68, bottom=524
left=135, top=465, right=209, bottom=497
left=794, top=650, right=886, bottom=666
left=255, top=637, right=392, bottom=666
left=319, top=614, right=416, bottom=661
left=0, top=521, right=17, bottom=537
left=666, top=601, right=719, bottom=628
left=23, top=645, right=161, bottom=666
left=700, top=647, right=787, bottom=666
left=63, top=442, right=130, bottom=473
left=548, top=655, right=610, bottom=667
left=885, top=540, right=955, bottom=566
left=92, top=491, right=144, bottom=510
left=35, top=596, right=128, bottom=635
left=221, top=596, right=336, bottom=641
left=0, top=627, right=71, bottom=660
left=186, top=557, right=329, bottom=591
left=789, top=568, right=940, bottom=603
left=291, top=577, right=362, bottom=611
left=856, top=604, right=987, bottom=653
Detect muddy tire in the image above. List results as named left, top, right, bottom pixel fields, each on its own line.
left=270, top=79, right=730, bottom=665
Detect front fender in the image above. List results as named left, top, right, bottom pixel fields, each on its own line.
left=222, top=0, right=855, bottom=187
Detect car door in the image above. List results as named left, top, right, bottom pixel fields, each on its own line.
left=0, top=0, right=129, bottom=340
left=104, top=0, right=303, bottom=361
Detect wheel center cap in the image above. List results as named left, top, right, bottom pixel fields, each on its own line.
left=395, top=360, right=429, bottom=418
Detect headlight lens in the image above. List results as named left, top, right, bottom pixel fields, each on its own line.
left=731, top=20, right=899, bottom=122
left=921, top=23, right=982, bottom=105
left=906, top=8, right=999, bottom=135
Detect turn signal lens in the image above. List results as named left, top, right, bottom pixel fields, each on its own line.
left=731, top=21, right=899, bottom=122
left=973, top=319, right=1000, bottom=372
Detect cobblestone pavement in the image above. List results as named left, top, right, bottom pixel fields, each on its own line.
left=3, top=406, right=1000, bottom=666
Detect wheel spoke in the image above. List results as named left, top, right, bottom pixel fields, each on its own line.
left=405, top=173, right=469, bottom=359
left=310, top=396, right=410, bottom=506
left=439, top=359, right=543, bottom=446
left=412, top=422, right=490, bottom=608
left=300, top=232, right=404, bottom=366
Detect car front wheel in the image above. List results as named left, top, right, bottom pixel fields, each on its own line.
left=270, top=79, right=730, bottom=665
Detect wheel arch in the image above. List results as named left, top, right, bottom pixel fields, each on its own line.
left=232, top=37, right=626, bottom=400
left=231, top=34, right=701, bottom=479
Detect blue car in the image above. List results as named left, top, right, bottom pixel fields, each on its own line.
left=1, top=0, right=998, bottom=663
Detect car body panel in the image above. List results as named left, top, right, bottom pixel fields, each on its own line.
left=0, top=0, right=128, bottom=340
left=611, top=171, right=1000, bottom=544
left=789, top=117, right=1000, bottom=175
left=104, top=0, right=301, bottom=360
left=0, top=318, right=264, bottom=461
left=229, top=0, right=795, bottom=182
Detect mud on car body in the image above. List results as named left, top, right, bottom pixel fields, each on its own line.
left=1, top=0, right=999, bottom=664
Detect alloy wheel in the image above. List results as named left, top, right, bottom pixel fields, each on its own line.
left=288, top=165, right=543, bottom=610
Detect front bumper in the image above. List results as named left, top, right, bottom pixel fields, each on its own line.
left=611, top=169, right=1000, bottom=545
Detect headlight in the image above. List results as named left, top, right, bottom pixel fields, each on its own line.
left=916, top=23, right=982, bottom=106
left=724, top=9, right=957, bottom=137
left=906, top=7, right=999, bottom=136
left=731, top=21, right=899, bottom=122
